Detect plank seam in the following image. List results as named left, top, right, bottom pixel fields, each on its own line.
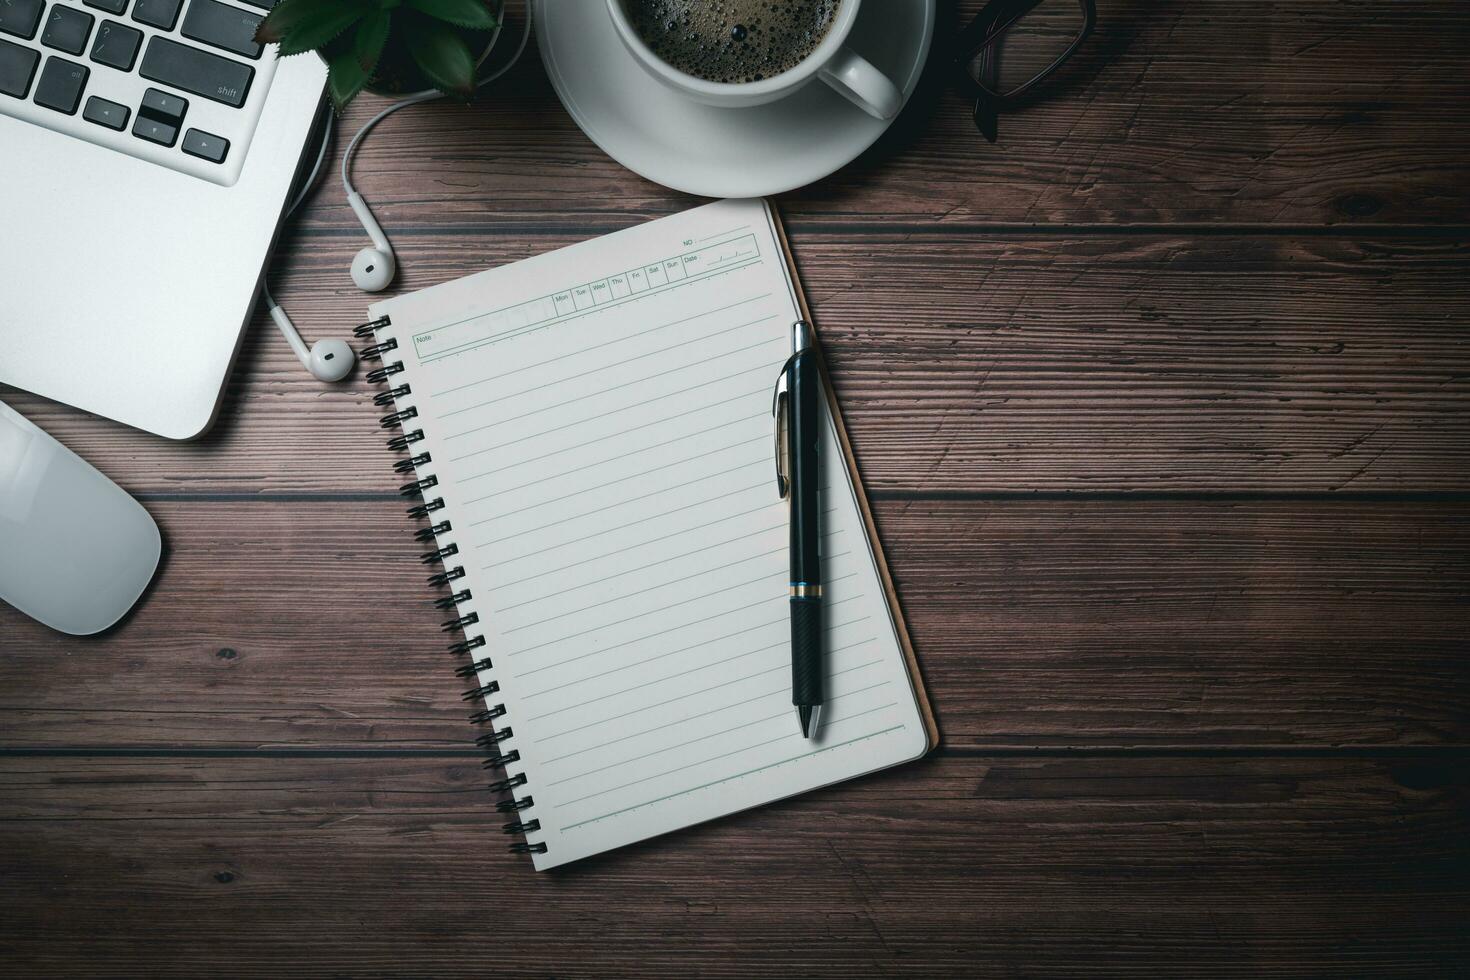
left=0, top=745, right=1465, bottom=759
left=129, top=491, right=1470, bottom=504
left=276, top=222, right=1470, bottom=240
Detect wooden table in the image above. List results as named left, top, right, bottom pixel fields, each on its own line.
left=4, top=2, right=1469, bottom=975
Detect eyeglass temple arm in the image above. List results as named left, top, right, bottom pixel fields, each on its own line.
left=973, top=45, right=1000, bottom=142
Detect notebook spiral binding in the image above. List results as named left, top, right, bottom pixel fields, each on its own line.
left=355, top=316, right=547, bottom=858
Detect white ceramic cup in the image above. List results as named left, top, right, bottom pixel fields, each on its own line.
left=605, top=0, right=903, bottom=120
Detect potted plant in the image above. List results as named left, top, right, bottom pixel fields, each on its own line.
left=255, top=0, right=502, bottom=109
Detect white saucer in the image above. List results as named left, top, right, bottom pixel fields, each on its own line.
left=535, top=0, right=935, bottom=198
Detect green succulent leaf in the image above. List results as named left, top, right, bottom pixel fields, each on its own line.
left=353, top=10, right=391, bottom=74
left=404, top=0, right=498, bottom=31
left=255, top=0, right=369, bottom=57
left=326, top=42, right=371, bottom=108
left=401, top=17, right=477, bottom=99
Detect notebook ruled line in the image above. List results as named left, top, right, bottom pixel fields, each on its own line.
left=513, top=595, right=863, bottom=680
left=549, top=695, right=895, bottom=790
left=441, top=343, right=780, bottom=442
left=416, top=253, right=766, bottom=364
left=428, top=294, right=771, bottom=398
left=475, top=455, right=770, bottom=539
left=445, top=374, right=770, bottom=458
left=534, top=658, right=883, bottom=746
left=502, top=545, right=852, bottom=636
left=462, top=412, right=764, bottom=496
left=448, top=389, right=766, bottom=466
left=467, top=434, right=768, bottom=512
left=556, top=706, right=900, bottom=811
left=540, top=673, right=888, bottom=768
left=558, top=725, right=907, bottom=832
left=519, top=613, right=871, bottom=696
left=508, top=571, right=859, bottom=661
left=478, top=480, right=772, bottom=554
left=496, top=519, right=784, bottom=612
left=420, top=256, right=763, bottom=364
left=495, top=523, right=843, bottom=613
left=503, top=545, right=790, bottom=634
left=487, top=501, right=776, bottom=575
left=437, top=313, right=778, bottom=419
left=506, top=545, right=853, bottom=635
left=527, top=634, right=877, bottom=725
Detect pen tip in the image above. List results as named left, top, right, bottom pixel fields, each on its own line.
left=798, top=704, right=820, bottom=739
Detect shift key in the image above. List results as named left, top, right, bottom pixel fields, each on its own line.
left=139, top=36, right=251, bottom=107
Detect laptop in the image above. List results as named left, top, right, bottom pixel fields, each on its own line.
left=0, top=0, right=326, bottom=439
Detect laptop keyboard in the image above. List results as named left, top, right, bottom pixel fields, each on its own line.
left=0, top=0, right=285, bottom=186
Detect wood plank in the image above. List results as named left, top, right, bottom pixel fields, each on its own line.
left=1, top=753, right=1465, bottom=976
left=5, top=234, right=1468, bottom=493
left=2, top=498, right=1465, bottom=749
left=276, top=0, right=1470, bottom=234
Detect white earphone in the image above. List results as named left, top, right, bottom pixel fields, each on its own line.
left=269, top=300, right=356, bottom=383
left=347, top=190, right=396, bottom=292
left=264, top=3, right=532, bottom=382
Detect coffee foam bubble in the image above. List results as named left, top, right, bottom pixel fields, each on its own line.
left=627, top=0, right=841, bottom=85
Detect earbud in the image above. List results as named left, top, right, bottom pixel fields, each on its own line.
left=348, top=190, right=396, bottom=292
left=270, top=303, right=355, bottom=383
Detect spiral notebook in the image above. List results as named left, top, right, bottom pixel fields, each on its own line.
left=358, top=198, right=937, bottom=869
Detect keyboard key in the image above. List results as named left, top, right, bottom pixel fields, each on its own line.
left=82, top=92, right=126, bottom=127
left=131, top=0, right=179, bottom=30
left=41, top=4, right=92, bottom=54
left=0, top=0, right=46, bottom=40
left=181, top=126, right=227, bottom=162
left=0, top=37, right=40, bottom=97
left=140, top=84, right=184, bottom=119
left=83, top=0, right=127, bottom=12
left=139, top=36, right=251, bottom=107
left=235, top=0, right=276, bottom=8
left=182, top=0, right=261, bottom=60
left=132, top=112, right=175, bottom=145
left=88, top=17, right=138, bottom=69
left=33, top=54, right=87, bottom=112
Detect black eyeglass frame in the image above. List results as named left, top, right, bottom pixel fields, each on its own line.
left=953, top=0, right=1097, bottom=139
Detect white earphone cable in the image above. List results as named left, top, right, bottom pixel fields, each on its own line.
left=267, top=1, right=533, bottom=305
left=341, top=2, right=534, bottom=198
left=261, top=101, right=336, bottom=311
left=262, top=0, right=533, bottom=375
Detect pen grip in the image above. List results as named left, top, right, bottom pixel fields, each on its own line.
left=790, top=597, right=824, bottom=707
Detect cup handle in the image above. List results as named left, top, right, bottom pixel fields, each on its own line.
left=818, top=46, right=903, bottom=120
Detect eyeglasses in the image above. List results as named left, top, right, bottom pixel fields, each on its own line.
left=953, top=0, right=1097, bottom=142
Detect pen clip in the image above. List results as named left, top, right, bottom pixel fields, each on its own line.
left=771, top=360, right=791, bottom=498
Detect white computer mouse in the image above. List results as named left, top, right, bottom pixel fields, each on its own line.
left=0, top=399, right=160, bottom=635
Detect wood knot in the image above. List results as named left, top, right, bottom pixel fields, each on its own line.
left=215, top=648, right=238, bottom=661
left=213, top=871, right=236, bottom=884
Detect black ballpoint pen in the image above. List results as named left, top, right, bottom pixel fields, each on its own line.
left=773, top=320, right=823, bottom=739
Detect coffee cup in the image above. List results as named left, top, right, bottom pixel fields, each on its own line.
left=606, top=0, right=903, bottom=120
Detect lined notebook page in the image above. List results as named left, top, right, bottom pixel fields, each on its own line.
left=371, top=199, right=928, bottom=869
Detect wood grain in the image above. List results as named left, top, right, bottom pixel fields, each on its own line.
left=3, top=2, right=1469, bottom=973
left=2, top=498, right=1464, bottom=749
left=1, top=753, right=1465, bottom=977
left=272, top=0, right=1470, bottom=234
left=5, top=234, right=1468, bottom=494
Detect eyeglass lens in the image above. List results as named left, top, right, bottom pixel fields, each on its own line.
left=964, top=0, right=1089, bottom=99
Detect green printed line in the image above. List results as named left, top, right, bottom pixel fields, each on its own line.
left=417, top=254, right=764, bottom=363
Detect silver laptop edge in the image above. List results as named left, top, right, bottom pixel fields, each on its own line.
left=1, top=43, right=326, bottom=440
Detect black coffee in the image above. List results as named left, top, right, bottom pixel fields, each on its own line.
left=626, top=0, right=842, bottom=85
